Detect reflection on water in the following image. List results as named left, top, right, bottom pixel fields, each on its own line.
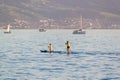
left=0, top=30, right=120, bottom=80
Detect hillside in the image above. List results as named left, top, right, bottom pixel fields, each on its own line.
left=0, top=0, right=120, bottom=29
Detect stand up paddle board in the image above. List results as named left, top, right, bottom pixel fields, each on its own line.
left=40, top=50, right=78, bottom=54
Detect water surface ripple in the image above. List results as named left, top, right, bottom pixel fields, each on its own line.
left=0, top=30, right=120, bottom=80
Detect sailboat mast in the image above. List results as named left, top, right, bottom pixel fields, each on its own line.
left=80, top=16, right=82, bottom=30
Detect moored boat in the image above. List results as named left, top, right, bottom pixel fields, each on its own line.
left=73, top=16, right=86, bottom=34
left=39, top=29, right=47, bottom=32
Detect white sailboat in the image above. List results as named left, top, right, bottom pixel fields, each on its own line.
left=4, top=24, right=11, bottom=33
left=73, top=16, right=86, bottom=34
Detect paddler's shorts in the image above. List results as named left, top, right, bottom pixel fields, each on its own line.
left=67, top=46, right=70, bottom=48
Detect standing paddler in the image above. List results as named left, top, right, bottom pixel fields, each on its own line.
left=48, top=43, right=53, bottom=54
left=65, top=41, right=71, bottom=55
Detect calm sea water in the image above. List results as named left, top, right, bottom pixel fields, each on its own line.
left=0, top=29, right=120, bottom=80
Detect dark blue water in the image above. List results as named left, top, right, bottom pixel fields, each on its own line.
left=0, top=29, right=120, bottom=80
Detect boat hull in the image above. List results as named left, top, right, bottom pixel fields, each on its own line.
left=73, top=30, right=86, bottom=34
left=4, top=31, right=11, bottom=34
left=39, top=29, right=47, bottom=32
